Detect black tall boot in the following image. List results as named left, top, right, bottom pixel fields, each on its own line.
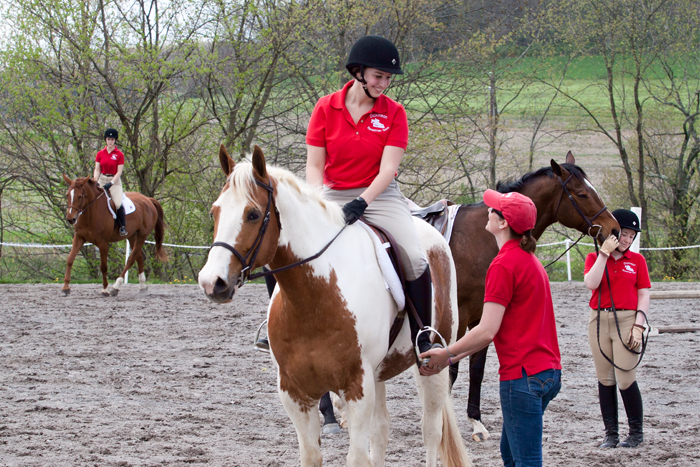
left=116, top=206, right=128, bottom=236
left=619, top=381, right=644, bottom=447
left=405, top=267, right=441, bottom=364
left=598, top=382, right=619, bottom=448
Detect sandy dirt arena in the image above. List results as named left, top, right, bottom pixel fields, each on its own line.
left=1, top=281, right=699, bottom=467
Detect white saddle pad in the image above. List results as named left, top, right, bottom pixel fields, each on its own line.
left=107, top=193, right=136, bottom=219
left=357, top=221, right=405, bottom=311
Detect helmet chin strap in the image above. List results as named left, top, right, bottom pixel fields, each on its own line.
left=355, top=66, right=375, bottom=100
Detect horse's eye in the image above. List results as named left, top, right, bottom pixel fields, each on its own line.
left=577, top=193, right=588, bottom=199
left=247, top=210, right=261, bottom=222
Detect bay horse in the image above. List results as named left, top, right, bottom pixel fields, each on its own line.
left=198, top=146, right=472, bottom=467
left=449, top=151, right=620, bottom=441
left=62, top=175, right=167, bottom=296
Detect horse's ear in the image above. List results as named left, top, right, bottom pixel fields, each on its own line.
left=251, top=145, right=267, bottom=179
left=565, top=151, right=575, bottom=165
left=550, top=159, right=563, bottom=177
left=62, top=173, right=73, bottom=185
left=219, top=144, right=235, bottom=176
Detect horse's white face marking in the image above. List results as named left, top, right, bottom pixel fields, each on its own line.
left=584, top=178, right=598, bottom=193
left=69, top=189, right=75, bottom=213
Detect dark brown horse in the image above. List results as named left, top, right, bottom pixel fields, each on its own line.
left=61, top=175, right=167, bottom=296
left=449, top=152, right=620, bottom=441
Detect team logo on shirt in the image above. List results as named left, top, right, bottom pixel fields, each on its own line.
left=111, top=154, right=117, bottom=160
left=622, top=262, right=637, bottom=274
left=368, top=113, right=389, bottom=132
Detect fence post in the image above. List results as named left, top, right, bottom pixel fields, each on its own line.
left=565, top=239, right=572, bottom=281
left=124, top=241, right=130, bottom=284
left=631, top=207, right=642, bottom=253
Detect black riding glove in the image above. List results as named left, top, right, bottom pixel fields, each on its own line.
left=102, top=182, right=113, bottom=191
left=342, top=197, right=368, bottom=225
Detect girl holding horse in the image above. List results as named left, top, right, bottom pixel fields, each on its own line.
left=421, top=189, right=562, bottom=467
left=584, top=209, right=650, bottom=449
left=306, top=35, right=439, bottom=358
left=93, top=128, right=127, bottom=236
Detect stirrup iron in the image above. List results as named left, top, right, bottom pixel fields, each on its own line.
left=415, top=326, right=448, bottom=366
left=254, top=319, right=270, bottom=353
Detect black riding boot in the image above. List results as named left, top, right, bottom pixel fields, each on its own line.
left=598, top=382, right=619, bottom=448
left=116, top=206, right=127, bottom=236
left=619, top=381, right=644, bottom=447
left=405, top=267, right=441, bottom=364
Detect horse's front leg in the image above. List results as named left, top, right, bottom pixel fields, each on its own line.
left=344, top=365, right=376, bottom=467
left=370, top=381, right=390, bottom=467
left=61, top=236, right=85, bottom=296
left=278, top=390, right=322, bottom=467
left=97, top=242, right=110, bottom=296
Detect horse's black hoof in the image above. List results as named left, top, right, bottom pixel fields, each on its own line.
left=61, top=289, right=70, bottom=296
left=109, top=288, right=119, bottom=297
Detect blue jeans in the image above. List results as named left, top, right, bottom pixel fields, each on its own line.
left=500, top=368, right=561, bottom=467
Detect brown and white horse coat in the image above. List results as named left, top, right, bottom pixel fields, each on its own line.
left=199, top=146, right=471, bottom=467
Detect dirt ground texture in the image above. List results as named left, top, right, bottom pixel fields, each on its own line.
left=1, top=281, right=699, bottom=467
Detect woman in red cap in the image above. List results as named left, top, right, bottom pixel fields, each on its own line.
left=421, top=189, right=562, bottom=467
left=93, top=128, right=127, bottom=236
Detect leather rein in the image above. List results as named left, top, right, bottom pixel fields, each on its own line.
left=67, top=186, right=106, bottom=220
left=210, top=178, right=347, bottom=290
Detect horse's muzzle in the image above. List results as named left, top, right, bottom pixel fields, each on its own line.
left=66, top=217, right=77, bottom=225
left=200, top=276, right=237, bottom=303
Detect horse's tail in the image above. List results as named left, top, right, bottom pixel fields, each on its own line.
left=149, top=197, right=168, bottom=262
left=439, top=394, right=473, bottom=467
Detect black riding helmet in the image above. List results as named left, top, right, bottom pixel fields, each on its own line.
left=612, top=209, right=641, bottom=233
left=104, top=128, right=119, bottom=140
left=346, top=36, right=403, bottom=99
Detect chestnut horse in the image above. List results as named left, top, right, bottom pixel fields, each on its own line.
left=449, top=152, right=620, bottom=441
left=62, top=175, right=167, bottom=296
left=199, top=146, right=472, bottom=467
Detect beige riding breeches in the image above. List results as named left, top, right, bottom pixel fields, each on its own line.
left=588, top=308, right=639, bottom=389
left=98, top=174, right=123, bottom=209
left=323, top=180, right=428, bottom=281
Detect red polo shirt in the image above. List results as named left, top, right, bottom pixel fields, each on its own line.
left=306, top=80, right=409, bottom=190
left=484, top=239, right=562, bottom=381
left=584, top=250, right=651, bottom=310
left=95, top=147, right=125, bottom=175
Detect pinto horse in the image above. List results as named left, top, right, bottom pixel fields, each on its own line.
left=448, top=151, right=620, bottom=441
left=199, top=146, right=472, bottom=467
left=62, top=175, right=167, bottom=296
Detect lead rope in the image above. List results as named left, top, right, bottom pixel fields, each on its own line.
left=595, top=242, right=649, bottom=371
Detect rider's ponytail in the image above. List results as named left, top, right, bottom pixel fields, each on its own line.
left=519, top=230, right=537, bottom=253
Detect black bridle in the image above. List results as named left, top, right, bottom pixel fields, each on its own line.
left=544, top=174, right=609, bottom=269
left=209, top=178, right=347, bottom=291
left=67, top=186, right=105, bottom=221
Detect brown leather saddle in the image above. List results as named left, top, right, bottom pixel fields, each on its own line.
left=410, top=199, right=454, bottom=236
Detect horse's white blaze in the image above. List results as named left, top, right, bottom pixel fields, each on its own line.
left=69, top=189, right=74, bottom=213
left=585, top=178, right=598, bottom=193
left=198, top=190, right=246, bottom=289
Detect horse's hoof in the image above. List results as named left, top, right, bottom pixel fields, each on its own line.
left=470, top=418, right=489, bottom=442
left=472, top=432, right=486, bottom=442
left=61, top=289, right=70, bottom=296
left=322, top=423, right=341, bottom=435
left=139, top=287, right=148, bottom=295
left=109, top=288, right=119, bottom=297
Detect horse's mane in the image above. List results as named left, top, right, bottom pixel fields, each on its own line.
left=229, top=162, right=345, bottom=225
left=71, top=177, right=97, bottom=189
left=496, top=163, right=588, bottom=194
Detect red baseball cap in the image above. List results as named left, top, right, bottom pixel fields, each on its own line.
left=483, top=189, right=537, bottom=235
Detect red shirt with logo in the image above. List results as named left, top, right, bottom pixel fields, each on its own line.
left=306, top=80, right=409, bottom=190
left=95, top=147, right=125, bottom=175
left=484, top=239, right=562, bottom=381
left=584, top=250, right=651, bottom=310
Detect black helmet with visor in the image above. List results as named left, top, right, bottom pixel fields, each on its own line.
left=346, top=36, right=403, bottom=98
left=612, top=209, right=642, bottom=233
left=104, top=128, right=119, bottom=140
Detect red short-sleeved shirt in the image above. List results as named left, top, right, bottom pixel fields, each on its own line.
left=95, top=147, right=125, bottom=175
left=484, top=239, right=562, bottom=381
left=584, top=250, right=651, bottom=309
left=306, top=80, right=409, bottom=190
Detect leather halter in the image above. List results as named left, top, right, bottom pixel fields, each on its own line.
left=554, top=174, right=608, bottom=239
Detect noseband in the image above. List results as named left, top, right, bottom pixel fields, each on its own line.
left=211, top=179, right=279, bottom=288
left=67, top=187, right=105, bottom=220
left=554, top=174, right=608, bottom=239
